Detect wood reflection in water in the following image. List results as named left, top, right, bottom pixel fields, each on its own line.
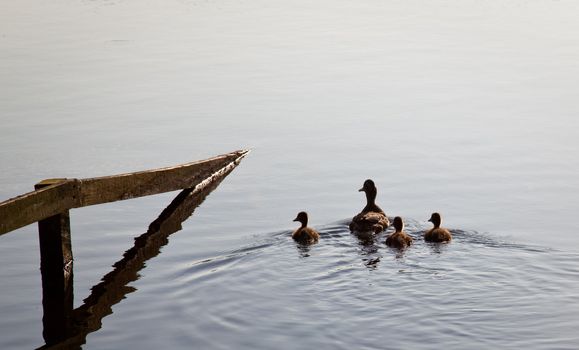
left=38, top=157, right=243, bottom=349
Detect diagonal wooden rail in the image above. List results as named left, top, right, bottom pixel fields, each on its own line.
left=0, top=149, right=249, bottom=235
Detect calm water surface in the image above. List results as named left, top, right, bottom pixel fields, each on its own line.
left=1, top=0, right=579, bottom=348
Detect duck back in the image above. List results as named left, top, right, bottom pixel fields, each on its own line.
left=386, top=231, right=413, bottom=249
left=424, top=228, right=452, bottom=242
left=350, top=211, right=389, bottom=234
left=292, top=227, right=320, bottom=244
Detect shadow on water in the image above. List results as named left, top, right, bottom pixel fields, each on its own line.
left=356, top=237, right=382, bottom=269
left=37, top=169, right=233, bottom=349
left=291, top=219, right=485, bottom=269
left=295, top=243, right=313, bottom=258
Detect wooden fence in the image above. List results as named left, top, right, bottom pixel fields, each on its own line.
left=1, top=150, right=249, bottom=235
left=0, top=149, right=249, bottom=348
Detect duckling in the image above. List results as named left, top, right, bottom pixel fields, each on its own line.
left=385, top=216, right=413, bottom=249
left=424, top=212, right=452, bottom=242
left=349, top=179, right=390, bottom=234
left=292, top=211, right=320, bottom=244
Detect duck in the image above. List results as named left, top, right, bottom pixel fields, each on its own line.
left=424, top=212, right=452, bottom=242
left=292, top=211, right=320, bottom=244
left=349, top=179, right=390, bottom=234
left=385, top=216, right=413, bottom=249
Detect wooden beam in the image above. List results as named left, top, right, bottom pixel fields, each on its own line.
left=0, top=150, right=249, bottom=236
left=0, top=179, right=80, bottom=236
left=78, top=150, right=248, bottom=207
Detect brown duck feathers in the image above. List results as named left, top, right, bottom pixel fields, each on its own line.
left=292, top=211, right=320, bottom=244
left=424, top=212, right=452, bottom=242
left=349, top=179, right=389, bottom=234
left=385, top=216, right=413, bottom=249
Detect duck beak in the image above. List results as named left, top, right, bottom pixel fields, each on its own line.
left=293, top=217, right=299, bottom=222
left=358, top=188, right=364, bottom=192
left=427, top=218, right=433, bottom=222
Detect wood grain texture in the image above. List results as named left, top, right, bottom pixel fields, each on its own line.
left=0, top=150, right=249, bottom=236
left=77, top=150, right=248, bottom=207
left=0, top=179, right=80, bottom=236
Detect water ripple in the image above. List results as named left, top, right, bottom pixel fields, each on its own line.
left=158, top=220, right=579, bottom=349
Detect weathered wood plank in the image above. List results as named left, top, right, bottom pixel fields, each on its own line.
left=0, top=150, right=249, bottom=236
left=0, top=179, right=80, bottom=236
left=78, top=150, right=248, bottom=207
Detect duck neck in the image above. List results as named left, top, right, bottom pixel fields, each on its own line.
left=300, top=219, right=307, bottom=228
left=393, top=218, right=403, bottom=232
left=432, top=220, right=440, bottom=229
left=363, top=189, right=380, bottom=212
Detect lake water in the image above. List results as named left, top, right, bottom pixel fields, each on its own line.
left=1, top=0, right=579, bottom=348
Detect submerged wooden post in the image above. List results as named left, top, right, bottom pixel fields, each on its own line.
left=35, top=179, right=74, bottom=345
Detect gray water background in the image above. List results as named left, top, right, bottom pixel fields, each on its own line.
left=1, top=0, right=579, bottom=348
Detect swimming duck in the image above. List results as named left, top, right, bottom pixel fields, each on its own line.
left=292, top=211, right=320, bottom=244
left=349, top=179, right=389, bottom=234
left=424, top=212, right=452, bottom=242
left=385, top=216, right=413, bottom=249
